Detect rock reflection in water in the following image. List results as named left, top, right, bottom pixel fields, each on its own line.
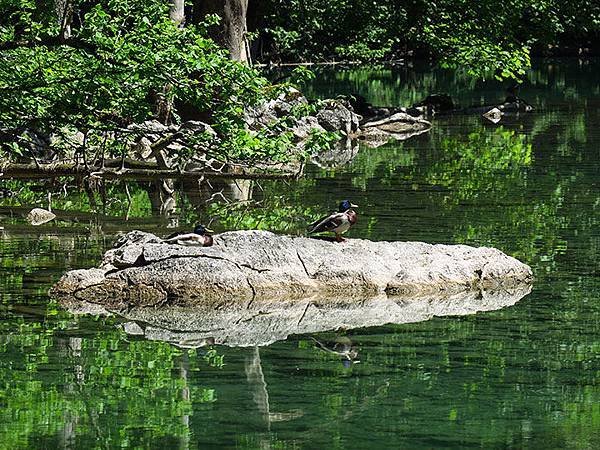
left=63, top=284, right=531, bottom=349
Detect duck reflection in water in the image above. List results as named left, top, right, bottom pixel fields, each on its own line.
left=311, top=335, right=359, bottom=367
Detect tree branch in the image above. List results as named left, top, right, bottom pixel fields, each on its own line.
left=0, top=163, right=298, bottom=181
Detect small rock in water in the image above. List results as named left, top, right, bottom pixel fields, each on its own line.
left=27, top=208, right=56, bottom=226
left=483, top=107, right=503, bottom=123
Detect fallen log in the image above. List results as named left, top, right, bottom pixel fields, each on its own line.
left=0, top=163, right=298, bottom=181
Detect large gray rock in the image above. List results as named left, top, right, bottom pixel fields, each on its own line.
left=245, top=93, right=360, bottom=141
left=51, top=231, right=533, bottom=309
left=291, top=115, right=325, bottom=140
left=316, top=100, right=361, bottom=135
left=244, top=87, right=309, bottom=130
left=128, top=120, right=218, bottom=164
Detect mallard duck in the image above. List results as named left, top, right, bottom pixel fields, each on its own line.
left=163, top=224, right=214, bottom=247
left=307, top=200, right=358, bottom=242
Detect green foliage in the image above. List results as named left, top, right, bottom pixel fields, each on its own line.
left=335, top=40, right=396, bottom=62
left=0, top=0, right=305, bottom=165
left=0, top=311, right=221, bottom=448
left=0, top=233, right=225, bottom=448
left=289, top=66, right=316, bottom=87
left=425, top=128, right=533, bottom=203
left=0, top=179, right=153, bottom=217
left=304, top=128, right=343, bottom=156
left=258, top=0, right=600, bottom=78
left=260, top=0, right=406, bottom=63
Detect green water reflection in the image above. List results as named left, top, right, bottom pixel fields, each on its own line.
left=1, top=59, right=599, bottom=448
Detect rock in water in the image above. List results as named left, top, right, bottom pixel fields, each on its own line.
left=51, top=231, right=533, bottom=308
left=315, top=100, right=361, bottom=135
left=483, top=107, right=503, bottom=123
left=360, top=112, right=432, bottom=147
left=362, top=112, right=431, bottom=133
left=27, top=208, right=56, bottom=226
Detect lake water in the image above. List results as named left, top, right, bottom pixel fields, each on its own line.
left=1, top=59, right=599, bottom=448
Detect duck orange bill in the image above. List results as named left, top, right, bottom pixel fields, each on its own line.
left=350, top=203, right=358, bottom=208
left=205, top=228, right=215, bottom=233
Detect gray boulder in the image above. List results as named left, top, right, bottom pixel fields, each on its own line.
left=127, top=119, right=218, bottom=170
left=291, top=115, right=325, bottom=140
left=483, top=107, right=503, bottom=123
left=51, top=230, right=533, bottom=309
left=359, top=112, right=432, bottom=147
left=128, top=120, right=179, bottom=142
left=316, top=100, right=361, bottom=135
left=245, top=94, right=360, bottom=139
left=244, top=87, right=309, bottom=130
left=362, top=112, right=431, bottom=133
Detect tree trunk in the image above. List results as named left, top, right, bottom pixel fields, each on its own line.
left=54, top=0, right=73, bottom=41
left=194, top=0, right=249, bottom=62
left=170, top=0, right=185, bottom=27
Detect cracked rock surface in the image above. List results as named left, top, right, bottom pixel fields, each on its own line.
left=51, top=230, right=533, bottom=309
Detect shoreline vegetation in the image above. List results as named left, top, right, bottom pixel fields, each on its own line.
left=2, top=1, right=598, bottom=181
left=0, top=0, right=598, bottom=228
left=0, top=0, right=600, bottom=234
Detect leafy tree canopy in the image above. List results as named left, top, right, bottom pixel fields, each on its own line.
left=1, top=0, right=598, bottom=166
left=257, top=0, right=600, bottom=78
left=0, top=0, right=299, bottom=164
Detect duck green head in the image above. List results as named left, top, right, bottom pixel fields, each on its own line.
left=338, top=200, right=358, bottom=212
left=193, top=224, right=214, bottom=235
